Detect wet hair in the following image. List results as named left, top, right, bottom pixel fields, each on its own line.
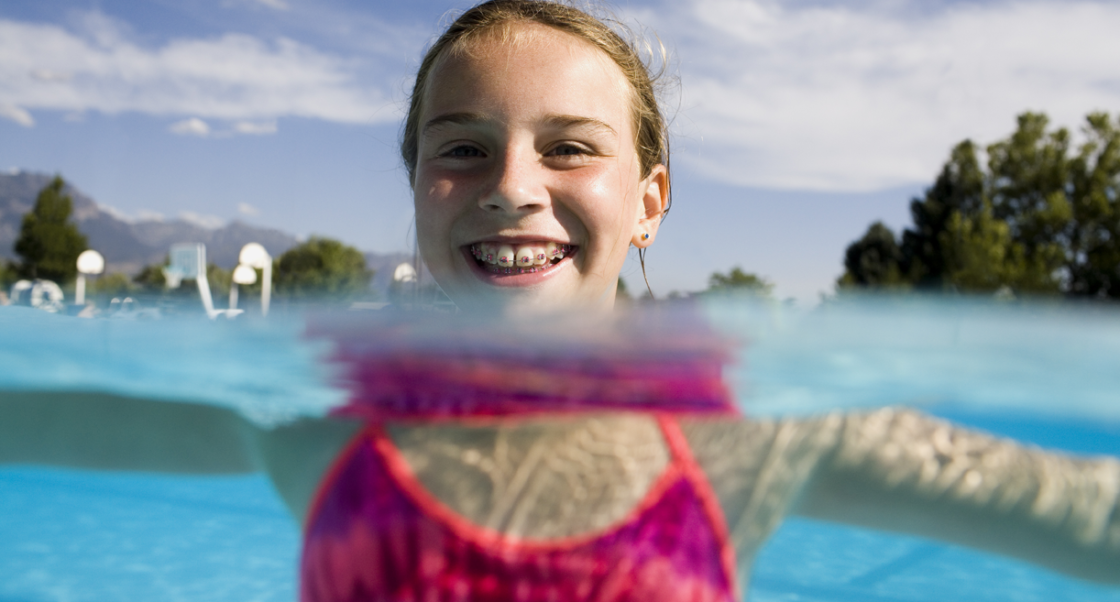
left=400, top=0, right=670, bottom=188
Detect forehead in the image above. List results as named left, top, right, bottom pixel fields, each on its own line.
left=421, top=23, right=634, bottom=132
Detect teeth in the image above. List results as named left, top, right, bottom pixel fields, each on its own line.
left=515, top=246, right=539, bottom=267
left=471, top=242, right=572, bottom=272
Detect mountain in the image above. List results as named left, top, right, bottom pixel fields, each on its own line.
left=0, top=172, right=422, bottom=289
left=0, top=171, right=300, bottom=275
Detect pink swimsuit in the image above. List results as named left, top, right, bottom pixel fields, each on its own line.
left=301, top=315, right=740, bottom=601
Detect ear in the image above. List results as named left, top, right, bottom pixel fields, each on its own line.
left=632, top=164, right=668, bottom=248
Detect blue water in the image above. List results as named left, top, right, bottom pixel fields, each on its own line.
left=2, top=301, right=1119, bottom=601
left=2, top=407, right=1116, bottom=601
left=0, top=470, right=296, bottom=602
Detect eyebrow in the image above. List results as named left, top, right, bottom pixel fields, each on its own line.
left=421, top=112, right=486, bottom=136
left=421, top=112, right=617, bottom=137
left=541, top=114, right=617, bottom=137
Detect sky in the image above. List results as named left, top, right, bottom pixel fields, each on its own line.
left=2, top=0, right=1119, bottom=303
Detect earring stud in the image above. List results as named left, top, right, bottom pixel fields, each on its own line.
left=642, top=233, right=650, bottom=240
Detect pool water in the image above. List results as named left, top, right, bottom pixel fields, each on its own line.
left=0, top=469, right=296, bottom=602
left=2, top=413, right=1116, bottom=601
left=2, top=301, right=1119, bottom=601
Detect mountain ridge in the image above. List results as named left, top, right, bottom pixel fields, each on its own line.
left=0, top=171, right=425, bottom=289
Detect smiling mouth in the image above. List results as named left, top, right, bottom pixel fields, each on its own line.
left=469, top=242, right=575, bottom=275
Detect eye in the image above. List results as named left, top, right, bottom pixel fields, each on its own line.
left=547, top=143, right=590, bottom=157
left=441, top=145, right=485, bottom=158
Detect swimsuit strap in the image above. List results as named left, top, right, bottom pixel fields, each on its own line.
left=656, top=414, right=740, bottom=595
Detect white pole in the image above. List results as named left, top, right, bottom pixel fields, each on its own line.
left=238, top=243, right=271, bottom=317
left=262, top=261, right=271, bottom=317
left=229, top=282, right=239, bottom=310
left=75, top=275, right=86, bottom=305
left=193, top=245, right=217, bottom=318
left=197, top=273, right=216, bottom=318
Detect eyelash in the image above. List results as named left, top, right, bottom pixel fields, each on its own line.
left=441, top=145, right=484, bottom=158
left=548, top=143, right=590, bottom=157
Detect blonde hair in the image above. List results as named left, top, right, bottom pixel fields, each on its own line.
left=400, top=0, right=670, bottom=189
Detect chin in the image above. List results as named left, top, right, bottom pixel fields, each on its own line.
left=468, top=284, right=617, bottom=315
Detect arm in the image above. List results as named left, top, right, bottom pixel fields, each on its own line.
left=0, top=390, right=259, bottom=473
left=0, top=390, right=361, bottom=524
left=795, top=408, right=1120, bottom=585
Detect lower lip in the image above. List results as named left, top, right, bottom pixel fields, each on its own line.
left=461, top=247, right=572, bottom=287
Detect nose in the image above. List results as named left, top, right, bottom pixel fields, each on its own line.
left=478, top=147, right=549, bottom=214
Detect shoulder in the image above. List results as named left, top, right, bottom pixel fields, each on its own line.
left=255, top=417, right=364, bottom=525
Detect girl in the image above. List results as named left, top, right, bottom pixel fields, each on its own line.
left=2, top=1, right=1119, bottom=600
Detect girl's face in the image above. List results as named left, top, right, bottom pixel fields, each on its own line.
left=413, top=24, right=667, bottom=312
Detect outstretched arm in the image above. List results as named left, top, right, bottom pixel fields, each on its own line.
left=0, top=390, right=259, bottom=473
left=795, top=408, right=1120, bottom=585
left=0, top=389, right=362, bottom=524
left=683, top=408, right=1120, bottom=585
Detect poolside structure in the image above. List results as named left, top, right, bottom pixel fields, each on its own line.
left=238, top=243, right=272, bottom=316
left=74, top=249, right=104, bottom=306
left=163, top=243, right=220, bottom=319
left=230, top=264, right=257, bottom=312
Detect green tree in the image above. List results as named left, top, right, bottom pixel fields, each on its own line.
left=92, top=272, right=136, bottom=297
left=0, top=259, right=17, bottom=289
left=840, top=111, right=1118, bottom=297
left=988, top=112, right=1119, bottom=297
left=838, top=221, right=908, bottom=289
left=14, top=176, right=88, bottom=283
left=705, top=267, right=773, bottom=297
left=133, top=259, right=169, bottom=291
left=206, top=264, right=231, bottom=298
left=939, top=200, right=1058, bottom=293
left=274, top=237, right=372, bottom=300
left=900, top=140, right=987, bottom=288
left=132, top=257, right=232, bottom=299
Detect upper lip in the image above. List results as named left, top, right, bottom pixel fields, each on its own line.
left=465, top=235, right=573, bottom=246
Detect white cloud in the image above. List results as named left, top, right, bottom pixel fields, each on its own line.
left=31, top=69, right=71, bottom=82
left=0, top=103, right=34, bottom=126
left=233, top=120, right=277, bottom=135
left=178, top=211, right=225, bottom=229
left=634, top=0, right=1120, bottom=191
left=169, top=117, right=211, bottom=137
left=0, top=12, right=397, bottom=125
left=238, top=202, right=261, bottom=216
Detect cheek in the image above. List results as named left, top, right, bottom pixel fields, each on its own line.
left=414, top=177, right=464, bottom=231
left=417, top=168, right=478, bottom=208
left=563, top=167, right=639, bottom=238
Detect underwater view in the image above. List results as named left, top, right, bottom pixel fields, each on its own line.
left=1, top=298, right=1118, bottom=601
